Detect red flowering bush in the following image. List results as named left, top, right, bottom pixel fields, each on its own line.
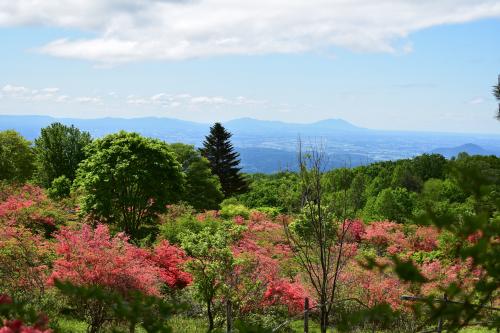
left=49, top=224, right=190, bottom=295
left=0, top=185, right=68, bottom=235
left=152, top=240, right=192, bottom=289
left=0, top=319, right=51, bottom=333
left=48, top=224, right=190, bottom=332
left=343, top=219, right=365, bottom=242
left=262, top=279, right=309, bottom=314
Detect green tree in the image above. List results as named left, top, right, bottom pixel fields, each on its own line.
left=391, top=161, right=423, bottom=192
left=180, top=220, right=242, bottom=331
left=169, top=143, right=223, bottom=210
left=75, top=131, right=184, bottom=239
left=237, top=172, right=300, bottom=212
left=34, top=122, right=92, bottom=186
left=47, top=175, right=72, bottom=199
left=365, top=187, right=415, bottom=223
left=0, top=130, right=35, bottom=182
left=200, top=123, right=248, bottom=197
left=412, top=153, right=447, bottom=181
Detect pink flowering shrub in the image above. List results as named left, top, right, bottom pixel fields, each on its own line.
left=231, top=212, right=311, bottom=315
left=49, top=224, right=190, bottom=296
left=0, top=185, right=68, bottom=235
left=411, top=226, right=439, bottom=252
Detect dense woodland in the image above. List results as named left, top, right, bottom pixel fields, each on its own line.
left=0, top=117, right=498, bottom=332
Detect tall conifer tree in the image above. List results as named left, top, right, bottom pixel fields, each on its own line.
left=200, top=123, right=248, bottom=197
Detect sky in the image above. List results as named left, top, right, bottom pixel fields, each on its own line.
left=0, top=1, right=499, bottom=133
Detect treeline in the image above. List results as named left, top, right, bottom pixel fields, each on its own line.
left=236, top=152, right=500, bottom=224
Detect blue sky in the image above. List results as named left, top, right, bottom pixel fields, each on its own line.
left=0, top=1, right=499, bottom=133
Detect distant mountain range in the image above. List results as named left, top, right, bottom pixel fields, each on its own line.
left=430, top=143, right=495, bottom=158
left=0, top=115, right=365, bottom=141
left=1, top=115, right=499, bottom=173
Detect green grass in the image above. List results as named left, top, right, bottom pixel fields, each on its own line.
left=53, top=317, right=496, bottom=333
left=55, top=318, right=87, bottom=333
left=170, top=316, right=208, bottom=332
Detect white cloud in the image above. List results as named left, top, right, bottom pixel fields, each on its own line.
left=2, top=84, right=28, bottom=94
left=75, top=96, right=101, bottom=104
left=125, top=92, right=267, bottom=108
left=1, top=1, right=500, bottom=63
left=40, top=87, right=60, bottom=93
left=468, top=97, right=486, bottom=105
left=1, top=83, right=104, bottom=105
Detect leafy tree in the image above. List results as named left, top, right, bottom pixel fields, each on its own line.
left=0, top=130, right=35, bottom=183
left=364, top=187, right=415, bottom=223
left=180, top=220, right=243, bottom=331
left=391, top=161, right=423, bottom=192
left=47, top=175, right=71, bottom=199
left=237, top=172, right=300, bottom=212
left=169, top=143, right=223, bottom=210
left=200, top=123, right=248, bottom=197
left=75, top=132, right=184, bottom=239
left=34, top=123, right=92, bottom=187
left=412, top=153, right=448, bottom=181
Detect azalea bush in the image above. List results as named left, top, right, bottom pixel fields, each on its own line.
left=49, top=223, right=190, bottom=332
left=0, top=184, right=69, bottom=236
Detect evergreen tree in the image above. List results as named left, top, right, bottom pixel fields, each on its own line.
left=200, top=123, right=248, bottom=197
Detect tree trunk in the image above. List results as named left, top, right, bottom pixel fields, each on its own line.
left=320, top=303, right=328, bottom=333
left=207, top=299, right=214, bottom=332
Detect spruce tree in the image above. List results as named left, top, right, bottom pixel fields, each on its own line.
left=200, top=123, right=248, bottom=197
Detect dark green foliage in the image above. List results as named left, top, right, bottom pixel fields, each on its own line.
left=391, top=161, right=423, bottom=192
left=200, top=123, right=248, bottom=197
left=75, top=131, right=184, bottom=239
left=34, top=122, right=92, bottom=187
left=412, top=153, right=447, bottom=181
left=47, top=175, right=72, bottom=199
left=169, top=143, right=223, bottom=210
left=0, top=130, right=35, bottom=182
left=55, top=280, right=176, bottom=333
